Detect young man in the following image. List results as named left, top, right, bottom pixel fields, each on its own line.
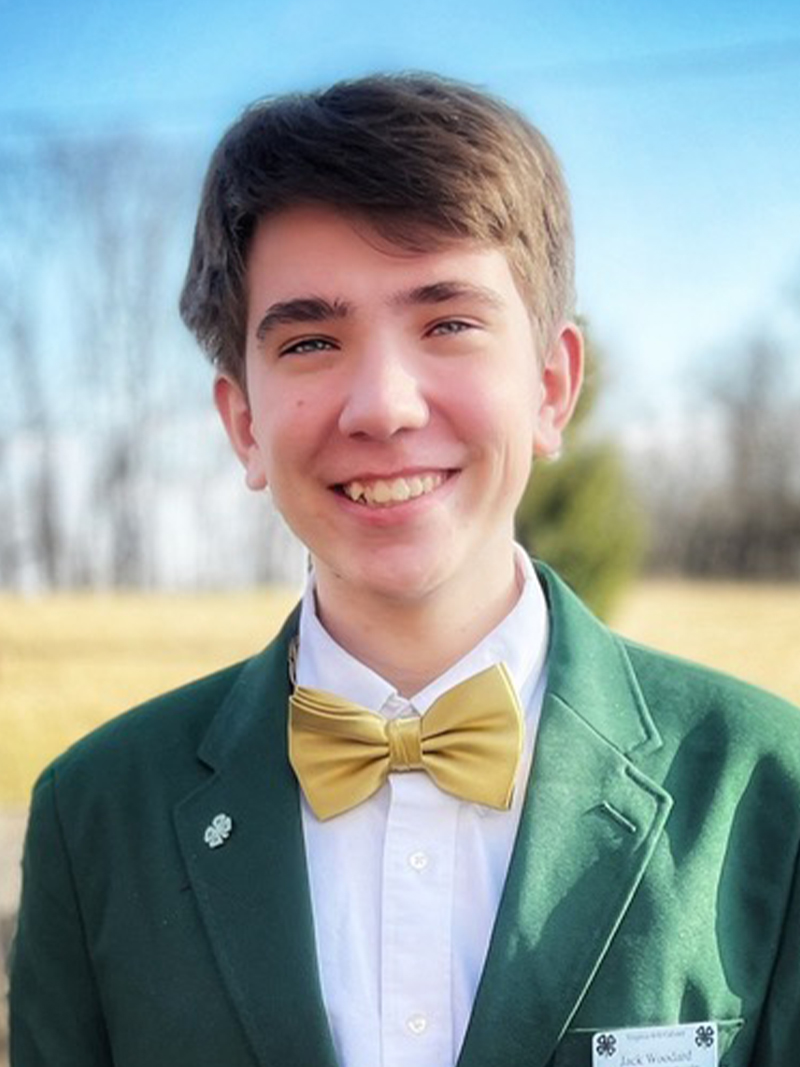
left=10, top=74, right=800, bottom=1067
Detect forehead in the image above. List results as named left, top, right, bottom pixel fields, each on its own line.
left=245, top=204, right=523, bottom=313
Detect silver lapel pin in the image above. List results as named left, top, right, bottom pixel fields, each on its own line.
left=204, top=813, right=233, bottom=849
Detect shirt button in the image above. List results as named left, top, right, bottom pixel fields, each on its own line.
left=407, top=1014, right=428, bottom=1035
left=408, top=850, right=429, bottom=871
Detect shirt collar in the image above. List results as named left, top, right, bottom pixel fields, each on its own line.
left=296, top=547, right=548, bottom=719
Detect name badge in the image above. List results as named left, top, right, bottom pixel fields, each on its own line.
left=592, top=1022, right=718, bottom=1067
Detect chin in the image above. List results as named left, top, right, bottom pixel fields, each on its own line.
left=326, top=548, right=454, bottom=605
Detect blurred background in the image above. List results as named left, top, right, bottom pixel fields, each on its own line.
left=2, top=2, right=800, bottom=1053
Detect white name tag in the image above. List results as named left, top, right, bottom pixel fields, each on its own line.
left=591, top=1022, right=718, bottom=1067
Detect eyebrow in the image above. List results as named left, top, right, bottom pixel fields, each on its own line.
left=390, top=281, right=505, bottom=311
left=254, top=297, right=351, bottom=341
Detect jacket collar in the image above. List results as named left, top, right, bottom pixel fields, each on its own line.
left=537, top=561, right=662, bottom=758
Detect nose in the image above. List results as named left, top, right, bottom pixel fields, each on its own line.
left=338, top=348, right=430, bottom=440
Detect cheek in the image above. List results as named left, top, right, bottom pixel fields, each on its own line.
left=465, top=370, right=540, bottom=448
left=252, top=399, right=330, bottom=493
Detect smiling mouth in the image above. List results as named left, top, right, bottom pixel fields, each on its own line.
left=338, top=471, right=449, bottom=507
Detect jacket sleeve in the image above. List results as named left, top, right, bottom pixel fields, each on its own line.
left=749, top=836, right=800, bottom=1064
left=9, top=767, right=113, bottom=1067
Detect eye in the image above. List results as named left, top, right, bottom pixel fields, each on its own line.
left=279, top=336, right=338, bottom=356
left=427, top=318, right=475, bottom=338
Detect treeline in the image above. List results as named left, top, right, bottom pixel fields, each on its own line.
left=1, top=131, right=798, bottom=594
left=636, top=334, right=800, bottom=580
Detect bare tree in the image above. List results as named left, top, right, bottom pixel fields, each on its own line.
left=0, top=144, right=62, bottom=588
left=45, top=134, right=193, bottom=586
left=640, top=329, right=800, bottom=578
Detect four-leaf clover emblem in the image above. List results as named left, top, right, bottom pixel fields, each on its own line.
left=695, top=1024, right=715, bottom=1048
left=595, top=1033, right=617, bottom=1057
left=204, top=812, right=233, bottom=848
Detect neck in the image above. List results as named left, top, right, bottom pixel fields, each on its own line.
left=312, top=551, right=521, bottom=697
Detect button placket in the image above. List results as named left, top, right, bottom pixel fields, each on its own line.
left=381, top=773, right=457, bottom=1067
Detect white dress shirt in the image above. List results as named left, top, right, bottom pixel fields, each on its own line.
left=296, top=550, right=549, bottom=1067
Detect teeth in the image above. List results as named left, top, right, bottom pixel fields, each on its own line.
left=342, top=472, right=446, bottom=506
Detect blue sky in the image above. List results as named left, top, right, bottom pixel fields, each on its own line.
left=3, top=0, right=800, bottom=425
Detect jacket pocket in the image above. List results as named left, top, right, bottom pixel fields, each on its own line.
left=548, top=1017, right=745, bottom=1066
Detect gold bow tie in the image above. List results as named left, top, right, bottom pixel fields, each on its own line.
left=288, top=663, right=523, bottom=820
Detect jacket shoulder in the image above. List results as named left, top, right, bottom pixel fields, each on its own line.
left=39, top=659, right=251, bottom=793
left=537, top=559, right=800, bottom=754
left=33, top=604, right=300, bottom=810
left=621, top=635, right=800, bottom=760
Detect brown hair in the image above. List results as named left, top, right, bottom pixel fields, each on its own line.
left=179, top=72, right=575, bottom=381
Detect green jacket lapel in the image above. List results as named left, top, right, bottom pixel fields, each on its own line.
left=173, top=607, right=339, bottom=1067
left=458, top=566, right=673, bottom=1067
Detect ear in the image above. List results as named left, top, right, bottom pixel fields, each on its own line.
left=213, top=373, right=268, bottom=490
left=533, top=322, right=584, bottom=458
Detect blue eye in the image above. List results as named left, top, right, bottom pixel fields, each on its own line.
left=280, top=336, right=337, bottom=356
left=429, top=319, right=473, bottom=337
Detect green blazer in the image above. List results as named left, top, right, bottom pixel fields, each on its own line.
left=10, top=565, right=800, bottom=1067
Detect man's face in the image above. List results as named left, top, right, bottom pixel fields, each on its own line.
left=216, top=204, right=581, bottom=617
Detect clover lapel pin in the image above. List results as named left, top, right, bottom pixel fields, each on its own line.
left=204, top=813, right=233, bottom=849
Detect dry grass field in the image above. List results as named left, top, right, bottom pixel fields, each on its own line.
left=613, top=578, right=800, bottom=707
left=2, top=578, right=799, bottom=807
left=0, top=587, right=300, bottom=807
